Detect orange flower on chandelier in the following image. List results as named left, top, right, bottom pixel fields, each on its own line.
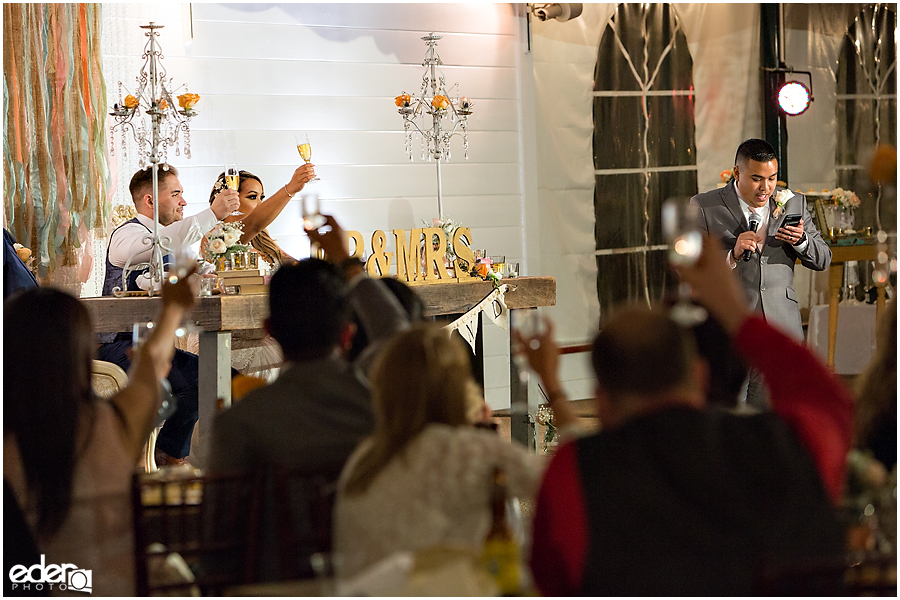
left=431, top=95, right=450, bottom=110
left=394, top=94, right=411, bottom=108
left=123, top=95, right=139, bottom=109
left=177, top=93, right=200, bottom=109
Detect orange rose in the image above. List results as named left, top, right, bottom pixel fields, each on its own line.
left=157, top=99, right=168, bottom=110
left=123, top=95, right=138, bottom=109
left=177, top=93, right=200, bottom=109
left=476, top=262, right=491, bottom=277
left=432, top=95, right=450, bottom=110
left=719, top=169, right=732, bottom=183
left=394, top=94, right=411, bottom=107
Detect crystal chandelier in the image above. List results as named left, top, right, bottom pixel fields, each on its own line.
left=108, top=22, right=198, bottom=297
left=396, top=33, right=474, bottom=217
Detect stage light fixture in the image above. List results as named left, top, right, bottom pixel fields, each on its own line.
left=778, top=81, right=812, bottom=116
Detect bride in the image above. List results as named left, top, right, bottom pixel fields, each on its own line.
left=196, top=163, right=316, bottom=382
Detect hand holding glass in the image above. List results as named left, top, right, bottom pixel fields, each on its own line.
left=224, top=164, right=242, bottom=215
left=295, top=133, right=320, bottom=182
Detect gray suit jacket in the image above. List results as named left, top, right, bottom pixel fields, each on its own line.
left=691, top=184, right=831, bottom=340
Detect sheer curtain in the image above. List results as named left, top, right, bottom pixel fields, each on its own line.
left=592, top=3, right=697, bottom=314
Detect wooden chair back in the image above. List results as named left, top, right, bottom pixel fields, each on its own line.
left=131, top=469, right=264, bottom=596
left=91, top=359, right=128, bottom=398
left=271, top=463, right=344, bottom=580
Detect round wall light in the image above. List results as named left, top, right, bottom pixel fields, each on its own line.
left=778, top=81, right=812, bottom=115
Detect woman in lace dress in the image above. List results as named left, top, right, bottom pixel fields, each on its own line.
left=3, top=272, right=197, bottom=595
left=333, top=322, right=578, bottom=578
left=200, top=165, right=315, bottom=381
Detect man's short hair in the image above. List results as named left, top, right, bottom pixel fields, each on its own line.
left=268, top=258, right=350, bottom=359
left=591, top=306, right=697, bottom=400
left=129, top=164, right=179, bottom=204
left=734, top=139, right=777, bottom=167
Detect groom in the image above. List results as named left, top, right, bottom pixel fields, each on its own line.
left=691, top=138, right=831, bottom=408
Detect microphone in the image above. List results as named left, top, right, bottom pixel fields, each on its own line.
left=742, top=214, right=761, bottom=262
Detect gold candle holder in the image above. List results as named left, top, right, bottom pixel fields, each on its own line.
left=231, top=251, right=248, bottom=270
left=215, top=255, right=231, bottom=271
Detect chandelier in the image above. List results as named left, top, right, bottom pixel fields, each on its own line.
left=396, top=33, right=474, bottom=217
left=108, top=22, right=198, bottom=297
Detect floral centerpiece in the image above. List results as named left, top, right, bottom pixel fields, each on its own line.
left=204, top=221, right=249, bottom=267
left=424, top=217, right=459, bottom=261
left=831, top=187, right=861, bottom=209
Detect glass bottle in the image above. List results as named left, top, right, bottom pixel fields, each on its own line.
left=480, top=468, right=522, bottom=595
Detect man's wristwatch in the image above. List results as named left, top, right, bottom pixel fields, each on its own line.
left=792, top=232, right=807, bottom=246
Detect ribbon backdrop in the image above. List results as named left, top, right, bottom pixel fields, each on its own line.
left=3, top=3, right=111, bottom=285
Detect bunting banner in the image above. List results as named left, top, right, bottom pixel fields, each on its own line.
left=444, top=284, right=511, bottom=352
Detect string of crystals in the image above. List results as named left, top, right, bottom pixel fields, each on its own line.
left=395, top=33, right=474, bottom=217
left=107, top=22, right=200, bottom=297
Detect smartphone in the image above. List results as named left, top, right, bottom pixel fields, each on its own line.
left=781, top=214, right=801, bottom=228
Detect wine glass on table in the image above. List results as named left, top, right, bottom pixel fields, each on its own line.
left=295, top=133, right=321, bottom=182
left=224, top=163, right=243, bottom=215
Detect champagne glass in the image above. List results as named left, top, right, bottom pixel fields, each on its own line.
left=662, top=197, right=707, bottom=327
left=301, top=192, right=326, bottom=231
left=295, top=133, right=321, bottom=182
left=224, top=164, right=243, bottom=215
left=133, top=321, right=177, bottom=425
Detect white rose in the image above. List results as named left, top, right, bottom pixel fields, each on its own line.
left=209, top=238, right=227, bottom=254
left=208, top=223, right=224, bottom=238
left=223, top=230, right=241, bottom=247
left=774, top=189, right=794, bottom=206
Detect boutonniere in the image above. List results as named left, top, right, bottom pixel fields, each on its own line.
left=772, top=189, right=794, bottom=218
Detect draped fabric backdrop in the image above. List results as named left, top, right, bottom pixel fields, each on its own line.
left=2, top=3, right=111, bottom=291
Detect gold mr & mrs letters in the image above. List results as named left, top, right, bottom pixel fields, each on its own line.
left=341, top=227, right=477, bottom=285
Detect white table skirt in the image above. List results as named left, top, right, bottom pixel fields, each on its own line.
left=807, top=303, right=878, bottom=375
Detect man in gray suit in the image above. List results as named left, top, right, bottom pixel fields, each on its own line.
left=691, top=138, right=831, bottom=408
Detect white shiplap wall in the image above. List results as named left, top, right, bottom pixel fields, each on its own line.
left=99, top=3, right=535, bottom=409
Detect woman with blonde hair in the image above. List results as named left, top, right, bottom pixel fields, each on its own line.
left=333, top=321, right=577, bottom=578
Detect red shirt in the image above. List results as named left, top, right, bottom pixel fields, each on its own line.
left=529, top=315, right=854, bottom=596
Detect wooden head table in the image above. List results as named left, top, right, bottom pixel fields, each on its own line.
left=82, top=276, right=556, bottom=453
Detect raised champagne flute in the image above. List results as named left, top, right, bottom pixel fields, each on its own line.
left=295, top=133, right=320, bottom=182
left=301, top=192, right=326, bottom=231
left=224, top=163, right=243, bottom=215
left=662, top=197, right=707, bottom=327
